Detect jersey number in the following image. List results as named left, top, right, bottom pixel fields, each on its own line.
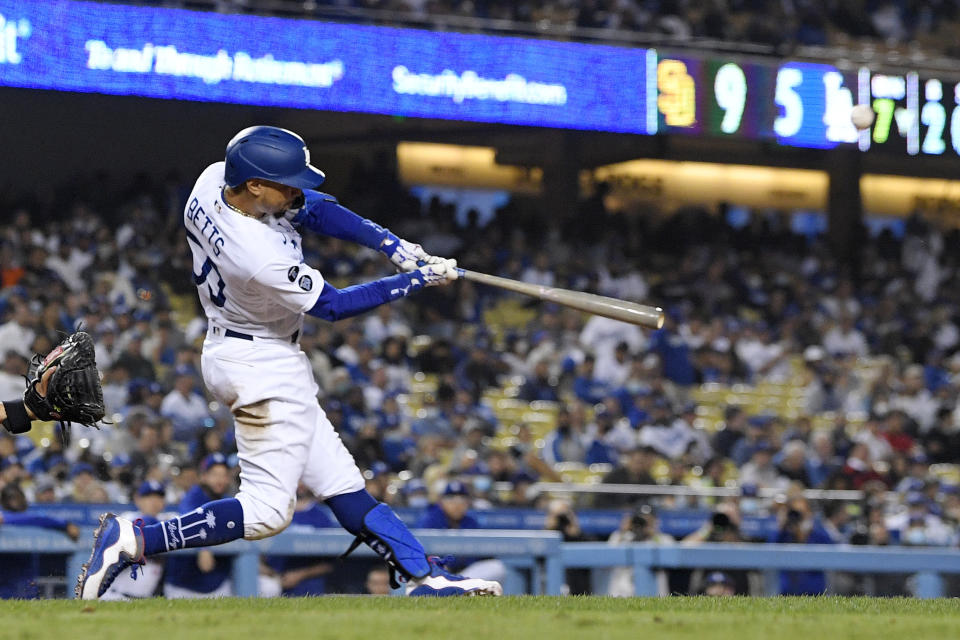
left=186, top=230, right=226, bottom=307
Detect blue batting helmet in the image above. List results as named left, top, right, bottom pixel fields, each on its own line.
left=224, top=126, right=325, bottom=189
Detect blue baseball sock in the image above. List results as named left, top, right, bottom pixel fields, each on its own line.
left=140, top=498, right=244, bottom=556
left=325, top=489, right=378, bottom=534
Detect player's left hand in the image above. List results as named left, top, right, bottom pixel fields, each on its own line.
left=380, top=232, right=445, bottom=272
left=414, top=258, right=459, bottom=288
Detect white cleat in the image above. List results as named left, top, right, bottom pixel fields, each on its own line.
left=75, top=513, right=144, bottom=600
left=406, top=556, right=503, bottom=597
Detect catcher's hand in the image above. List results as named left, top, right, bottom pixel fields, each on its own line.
left=23, top=332, right=105, bottom=430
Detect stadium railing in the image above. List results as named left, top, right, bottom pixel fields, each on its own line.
left=562, top=542, right=960, bottom=598
left=4, top=527, right=960, bottom=598
left=50, top=528, right=562, bottom=597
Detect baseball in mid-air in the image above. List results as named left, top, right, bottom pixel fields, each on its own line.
left=851, top=104, right=876, bottom=130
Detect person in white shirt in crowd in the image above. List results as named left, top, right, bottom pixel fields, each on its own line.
left=363, top=365, right=390, bottom=412
left=160, top=367, right=212, bottom=441
left=0, top=302, right=36, bottom=361
left=594, top=341, right=633, bottom=388
left=44, top=242, right=94, bottom=293
left=932, top=306, right=959, bottom=353
left=579, top=315, right=646, bottom=380
left=734, top=322, right=791, bottom=382
left=92, top=326, right=118, bottom=371
left=101, top=480, right=171, bottom=600
left=738, top=442, right=785, bottom=490
left=639, top=403, right=711, bottom=464
left=890, top=364, right=940, bottom=434
left=800, top=347, right=867, bottom=415
left=520, top=252, right=555, bottom=288
left=853, top=415, right=894, bottom=464
left=823, top=314, right=869, bottom=358
left=597, top=259, right=648, bottom=302
left=334, top=327, right=364, bottom=367
left=363, top=305, right=412, bottom=345
left=820, top=279, right=861, bottom=320
left=379, top=335, right=413, bottom=393
left=0, top=352, right=29, bottom=401
left=887, top=491, right=955, bottom=547
left=586, top=401, right=637, bottom=457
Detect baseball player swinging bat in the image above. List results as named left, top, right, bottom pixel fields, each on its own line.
left=457, top=269, right=664, bottom=330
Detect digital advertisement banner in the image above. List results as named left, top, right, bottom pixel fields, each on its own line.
left=0, top=0, right=654, bottom=134
left=2, top=1, right=959, bottom=157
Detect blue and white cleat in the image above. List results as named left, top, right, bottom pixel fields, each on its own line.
left=406, top=556, right=503, bottom=597
left=75, top=513, right=144, bottom=600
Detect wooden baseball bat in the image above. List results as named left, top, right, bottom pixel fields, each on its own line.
left=456, top=268, right=664, bottom=329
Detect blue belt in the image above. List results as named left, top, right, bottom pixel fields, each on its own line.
left=224, top=328, right=300, bottom=344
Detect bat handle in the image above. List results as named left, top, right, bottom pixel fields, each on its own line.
left=414, top=259, right=464, bottom=277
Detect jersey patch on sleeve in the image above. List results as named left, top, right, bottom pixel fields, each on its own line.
left=287, top=265, right=300, bottom=282
left=298, top=275, right=313, bottom=291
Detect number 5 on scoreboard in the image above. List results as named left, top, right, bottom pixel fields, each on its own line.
left=774, top=67, right=804, bottom=138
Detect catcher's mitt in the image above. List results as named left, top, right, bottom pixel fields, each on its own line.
left=24, top=332, right=105, bottom=436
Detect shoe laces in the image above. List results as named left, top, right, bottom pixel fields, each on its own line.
left=428, top=555, right=465, bottom=579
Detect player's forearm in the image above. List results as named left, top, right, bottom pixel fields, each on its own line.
left=307, top=273, right=417, bottom=321
left=296, top=563, right=333, bottom=580
left=1, top=512, right=71, bottom=531
left=292, top=193, right=389, bottom=250
left=1, top=399, right=33, bottom=434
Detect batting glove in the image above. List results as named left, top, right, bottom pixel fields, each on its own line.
left=414, top=259, right=459, bottom=288
left=380, top=232, right=445, bottom=273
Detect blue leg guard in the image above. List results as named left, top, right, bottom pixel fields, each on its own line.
left=341, top=503, right=430, bottom=583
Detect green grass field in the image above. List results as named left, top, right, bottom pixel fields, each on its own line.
left=3, top=597, right=959, bottom=640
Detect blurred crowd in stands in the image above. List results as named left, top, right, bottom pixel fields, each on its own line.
left=3, top=156, right=960, bottom=595
left=139, top=0, right=960, bottom=56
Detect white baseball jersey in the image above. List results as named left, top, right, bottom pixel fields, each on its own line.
left=183, top=162, right=325, bottom=339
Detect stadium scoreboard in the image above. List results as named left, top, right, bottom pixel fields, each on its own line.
left=656, top=55, right=960, bottom=158
left=1, top=0, right=959, bottom=159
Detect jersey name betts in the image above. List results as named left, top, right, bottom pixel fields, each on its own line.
left=183, top=162, right=324, bottom=339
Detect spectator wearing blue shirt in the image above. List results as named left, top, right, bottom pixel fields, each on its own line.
left=771, top=497, right=834, bottom=595
left=418, top=481, right=480, bottom=531
left=518, top=360, right=559, bottom=402
left=730, top=415, right=773, bottom=467
left=712, top=406, right=747, bottom=459
left=264, top=485, right=336, bottom=597
left=572, top=355, right=610, bottom=405
left=648, top=314, right=696, bottom=386
left=0, top=484, right=79, bottom=599
left=418, top=482, right=506, bottom=585
left=542, top=404, right=591, bottom=465
left=163, top=453, right=234, bottom=598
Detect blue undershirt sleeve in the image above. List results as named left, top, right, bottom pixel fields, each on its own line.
left=307, top=272, right=418, bottom=321
left=291, top=190, right=390, bottom=250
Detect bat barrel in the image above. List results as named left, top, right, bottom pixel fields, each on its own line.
left=457, top=268, right=664, bottom=330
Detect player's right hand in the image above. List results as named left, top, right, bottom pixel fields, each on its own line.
left=415, top=259, right=459, bottom=287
